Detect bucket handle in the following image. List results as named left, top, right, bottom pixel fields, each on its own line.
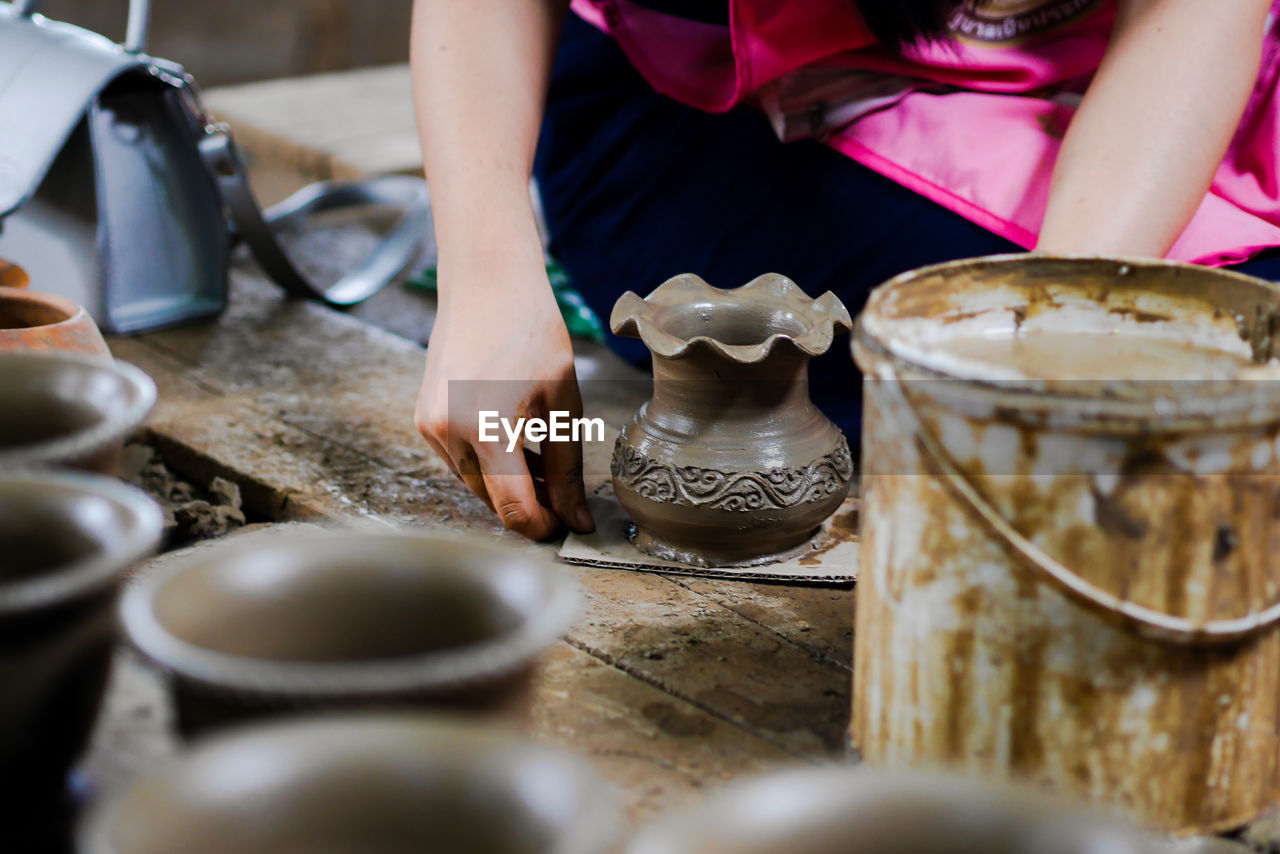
left=879, top=364, right=1280, bottom=646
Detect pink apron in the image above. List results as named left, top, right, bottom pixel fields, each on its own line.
left=571, top=0, right=1280, bottom=266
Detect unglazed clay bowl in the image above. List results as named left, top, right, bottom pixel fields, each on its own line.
left=0, top=286, right=110, bottom=361
left=0, top=352, right=157, bottom=475
left=121, top=532, right=583, bottom=736
left=78, top=714, right=619, bottom=854
left=627, top=768, right=1158, bottom=854
left=0, top=471, right=163, bottom=838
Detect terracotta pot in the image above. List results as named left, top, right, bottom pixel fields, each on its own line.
left=121, top=532, right=582, bottom=737
left=0, top=471, right=163, bottom=846
left=610, top=274, right=854, bottom=566
left=77, top=714, right=619, bottom=854
left=0, top=260, right=29, bottom=289
left=0, top=352, right=157, bottom=475
left=627, top=768, right=1160, bottom=854
left=0, top=286, right=110, bottom=361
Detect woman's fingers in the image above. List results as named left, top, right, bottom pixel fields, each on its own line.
left=454, top=442, right=495, bottom=512
left=414, top=398, right=459, bottom=475
left=541, top=384, right=594, bottom=534
left=419, top=405, right=563, bottom=538
left=416, top=407, right=496, bottom=511
left=476, top=439, right=562, bottom=540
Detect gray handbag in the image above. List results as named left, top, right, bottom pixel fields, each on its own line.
left=0, top=0, right=431, bottom=334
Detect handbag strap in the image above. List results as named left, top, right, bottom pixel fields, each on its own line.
left=17, top=0, right=148, bottom=51
left=198, top=126, right=431, bottom=307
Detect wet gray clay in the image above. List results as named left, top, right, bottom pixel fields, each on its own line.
left=610, top=274, right=854, bottom=566
left=77, top=714, right=619, bottom=854
left=627, top=767, right=1160, bottom=854
left=0, top=352, right=156, bottom=476
left=0, top=471, right=162, bottom=847
left=121, top=531, right=582, bottom=737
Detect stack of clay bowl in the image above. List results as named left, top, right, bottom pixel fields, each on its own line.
left=97, top=528, right=606, bottom=853
left=0, top=286, right=156, bottom=475
left=0, top=471, right=164, bottom=848
left=0, top=288, right=166, bottom=849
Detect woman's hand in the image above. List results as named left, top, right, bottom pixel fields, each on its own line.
left=411, top=0, right=579, bottom=538
left=415, top=255, right=593, bottom=540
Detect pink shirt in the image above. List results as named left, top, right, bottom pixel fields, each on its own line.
left=571, top=0, right=1280, bottom=266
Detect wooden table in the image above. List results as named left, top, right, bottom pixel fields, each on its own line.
left=87, top=266, right=854, bottom=830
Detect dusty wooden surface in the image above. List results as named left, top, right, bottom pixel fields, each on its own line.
left=88, top=270, right=855, bottom=831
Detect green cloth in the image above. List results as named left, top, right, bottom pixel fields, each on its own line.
left=407, top=258, right=607, bottom=343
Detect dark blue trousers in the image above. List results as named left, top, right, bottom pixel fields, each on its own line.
left=534, top=13, right=1280, bottom=435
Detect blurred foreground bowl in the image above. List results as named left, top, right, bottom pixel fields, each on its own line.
left=78, top=714, right=619, bottom=854
left=121, top=531, right=582, bottom=736
left=0, top=352, right=156, bottom=475
left=0, top=470, right=162, bottom=844
left=627, top=767, right=1162, bottom=854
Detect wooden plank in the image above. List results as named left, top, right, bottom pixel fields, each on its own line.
left=667, top=578, right=855, bottom=674
left=526, top=642, right=798, bottom=826
left=205, top=65, right=420, bottom=191
left=111, top=334, right=483, bottom=528
left=570, top=568, right=851, bottom=758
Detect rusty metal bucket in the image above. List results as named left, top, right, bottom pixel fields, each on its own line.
left=851, top=255, right=1280, bottom=835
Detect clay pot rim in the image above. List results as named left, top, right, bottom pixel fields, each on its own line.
left=611, top=273, right=852, bottom=362
left=120, top=532, right=583, bottom=698
left=626, top=767, right=1156, bottom=854
left=0, top=285, right=83, bottom=330
left=0, top=470, right=164, bottom=616
left=0, top=353, right=157, bottom=467
left=77, top=712, right=620, bottom=854
left=856, top=253, right=1280, bottom=430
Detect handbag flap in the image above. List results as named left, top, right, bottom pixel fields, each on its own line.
left=0, top=6, right=151, bottom=217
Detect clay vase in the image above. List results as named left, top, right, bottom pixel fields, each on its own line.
left=121, top=532, right=583, bottom=738
left=0, top=471, right=163, bottom=848
left=610, top=274, right=854, bottom=566
left=77, top=714, right=619, bottom=854
left=0, top=286, right=110, bottom=362
left=627, top=768, right=1160, bottom=854
left=0, top=352, right=157, bottom=475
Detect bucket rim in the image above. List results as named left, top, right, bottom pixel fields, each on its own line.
left=854, top=254, right=1280, bottom=429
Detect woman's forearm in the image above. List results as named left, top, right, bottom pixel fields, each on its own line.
left=1037, top=0, right=1270, bottom=257
left=410, top=0, right=570, bottom=307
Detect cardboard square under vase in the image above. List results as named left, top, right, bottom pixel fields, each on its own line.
left=559, top=485, right=858, bottom=584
